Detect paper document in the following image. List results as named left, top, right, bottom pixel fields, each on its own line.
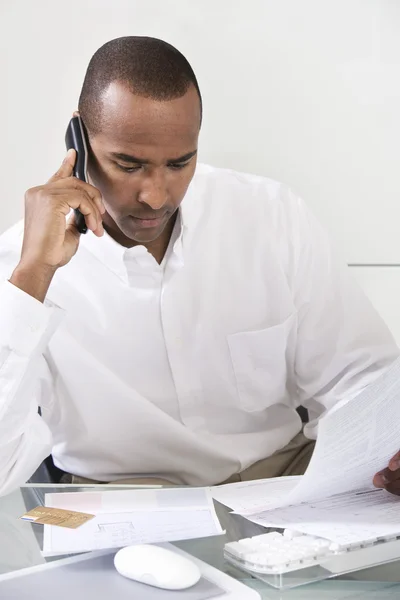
left=45, top=488, right=200, bottom=514
left=43, top=487, right=223, bottom=555
left=235, top=358, right=400, bottom=543
left=211, top=476, right=301, bottom=513
left=239, top=358, right=400, bottom=512
left=247, top=488, right=400, bottom=544
left=279, top=358, right=400, bottom=508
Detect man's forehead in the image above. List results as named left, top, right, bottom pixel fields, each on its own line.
left=97, top=82, right=200, bottom=135
left=91, top=125, right=198, bottom=160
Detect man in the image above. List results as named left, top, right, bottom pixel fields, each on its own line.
left=0, top=36, right=399, bottom=497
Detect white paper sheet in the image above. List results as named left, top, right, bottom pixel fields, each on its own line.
left=45, top=487, right=213, bottom=514
left=239, top=358, right=400, bottom=515
left=211, top=476, right=301, bottom=513
left=43, top=487, right=223, bottom=555
left=245, top=488, right=400, bottom=544
left=286, top=361, right=400, bottom=506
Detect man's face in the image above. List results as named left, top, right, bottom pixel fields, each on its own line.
left=87, top=82, right=200, bottom=245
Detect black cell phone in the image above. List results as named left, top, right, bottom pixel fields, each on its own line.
left=65, top=116, right=89, bottom=234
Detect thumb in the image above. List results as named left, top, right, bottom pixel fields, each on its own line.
left=48, top=149, right=76, bottom=183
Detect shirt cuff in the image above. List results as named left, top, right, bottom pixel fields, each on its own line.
left=0, top=280, right=64, bottom=356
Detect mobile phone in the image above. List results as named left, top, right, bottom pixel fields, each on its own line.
left=65, top=116, right=89, bottom=234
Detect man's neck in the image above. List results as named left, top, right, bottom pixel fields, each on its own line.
left=103, top=213, right=178, bottom=265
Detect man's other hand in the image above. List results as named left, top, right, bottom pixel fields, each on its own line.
left=373, top=451, right=400, bottom=495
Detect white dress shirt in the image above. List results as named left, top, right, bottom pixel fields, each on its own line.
left=0, top=163, right=397, bottom=496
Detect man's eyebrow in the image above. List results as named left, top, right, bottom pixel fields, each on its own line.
left=109, top=150, right=197, bottom=164
left=167, top=150, right=197, bottom=163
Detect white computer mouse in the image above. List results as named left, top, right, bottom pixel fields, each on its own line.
left=114, top=544, right=202, bottom=590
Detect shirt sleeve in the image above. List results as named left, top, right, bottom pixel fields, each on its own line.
left=288, top=193, right=400, bottom=439
left=0, top=280, right=64, bottom=496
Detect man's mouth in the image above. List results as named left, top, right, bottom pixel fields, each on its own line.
left=130, top=215, right=166, bottom=228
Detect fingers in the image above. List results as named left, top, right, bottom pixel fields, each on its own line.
left=66, top=211, right=103, bottom=240
left=382, top=466, right=400, bottom=484
left=48, top=176, right=105, bottom=234
left=68, top=195, right=104, bottom=235
left=50, top=187, right=103, bottom=235
left=373, top=466, right=400, bottom=496
left=47, top=147, right=106, bottom=219
left=373, top=470, right=389, bottom=488
left=374, top=450, right=400, bottom=488
left=49, top=166, right=105, bottom=217
left=44, top=150, right=105, bottom=237
left=384, top=481, right=400, bottom=496
left=388, top=450, right=400, bottom=472
left=69, top=178, right=106, bottom=216
left=48, top=149, right=76, bottom=183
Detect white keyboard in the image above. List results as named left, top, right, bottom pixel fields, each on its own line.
left=224, top=530, right=400, bottom=575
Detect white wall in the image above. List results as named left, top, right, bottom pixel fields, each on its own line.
left=1, top=0, right=400, bottom=338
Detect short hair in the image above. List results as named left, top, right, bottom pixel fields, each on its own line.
left=78, top=36, right=202, bottom=135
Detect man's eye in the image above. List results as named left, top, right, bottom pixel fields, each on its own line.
left=116, top=164, right=141, bottom=173
left=168, top=162, right=190, bottom=170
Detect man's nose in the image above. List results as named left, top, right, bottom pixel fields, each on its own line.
left=137, top=171, right=168, bottom=210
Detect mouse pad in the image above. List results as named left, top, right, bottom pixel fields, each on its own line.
left=0, top=552, right=226, bottom=600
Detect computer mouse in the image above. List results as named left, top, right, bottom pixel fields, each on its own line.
left=114, top=544, right=202, bottom=590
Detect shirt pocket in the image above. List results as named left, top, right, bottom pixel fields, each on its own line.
left=227, top=313, right=296, bottom=412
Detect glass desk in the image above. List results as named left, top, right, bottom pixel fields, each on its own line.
left=1, top=484, right=400, bottom=599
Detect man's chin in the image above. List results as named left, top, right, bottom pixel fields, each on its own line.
left=120, top=221, right=168, bottom=244
left=129, top=230, right=164, bottom=244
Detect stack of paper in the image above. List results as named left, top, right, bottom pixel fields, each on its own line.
left=213, top=358, right=400, bottom=545
left=43, top=487, right=223, bottom=555
left=212, top=476, right=301, bottom=513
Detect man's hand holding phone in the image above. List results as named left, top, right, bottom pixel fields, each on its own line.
left=10, top=149, right=105, bottom=302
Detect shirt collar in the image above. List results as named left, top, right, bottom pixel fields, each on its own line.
left=81, top=208, right=184, bottom=282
